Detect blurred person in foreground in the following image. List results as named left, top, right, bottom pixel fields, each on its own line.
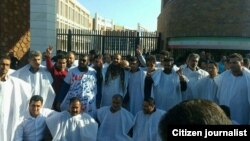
left=159, top=99, right=232, bottom=141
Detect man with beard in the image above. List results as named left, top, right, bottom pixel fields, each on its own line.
left=132, top=97, right=165, bottom=141
left=154, top=57, right=187, bottom=112
left=216, top=53, right=250, bottom=124
left=97, top=94, right=134, bottom=141
left=59, top=54, right=97, bottom=117
left=46, top=97, right=98, bottom=141
left=101, top=53, right=129, bottom=107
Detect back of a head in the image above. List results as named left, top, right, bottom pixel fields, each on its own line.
left=159, top=99, right=232, bottom=141
left=160, top=99, right=232, bottom=125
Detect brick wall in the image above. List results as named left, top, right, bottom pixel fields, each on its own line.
left=158, top=0, right=250, bottom=39
left=0, top=0, right=30, bottom=60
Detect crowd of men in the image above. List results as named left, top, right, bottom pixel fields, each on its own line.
left=0, top=46, right=249, bottom=141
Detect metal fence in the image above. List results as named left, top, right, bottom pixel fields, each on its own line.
left=56, top=29, right=161, bottom=56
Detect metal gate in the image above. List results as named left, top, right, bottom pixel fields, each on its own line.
left=56, top=29, right=161, bottom=56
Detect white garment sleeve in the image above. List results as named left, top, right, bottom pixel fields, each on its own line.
left=64, top=71, right=72, bottom=84
left=13, top=123, right=24, bottom=141
left=137, top=55, right=146, bottom=67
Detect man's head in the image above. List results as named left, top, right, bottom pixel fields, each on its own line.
left=162, top=57, right=174, bottom=72
left=67, top=51, right=76, bottom=67
left=55, top=53, right=67, bottom=71
left=78, top=54, right=89, bottom=70
left=206, top=61, right=218, bottom=78
left=120, top=59, right=130, bottom=71
left=228, top=53, right=244, bottom=75
left=129, top=56, right=139, bottom=72
left=146, top=55, right=156, bottom=70
left=93, top=54, right=103, bottom=69
left=143, top=97, right=155, bottom=114
left=29, top=50, right=42, bottom=69
left=89, top=49, right=97, bottom=63
left=111, top=94, right=123, bottom=113
left=29, top=95, right=43, bottom=118
left=103, top=53, right=112, bottom=64
left=0, top=54, right=11, bottom=77
left=159, top=99, right=232, bottom=141
left=68, top=97, right=82, bottom=116
left=187, top=53, right=200, bottom=71
left=112, top=54, right=122, bottom=66
left=159, top=50, right=170, bottom=62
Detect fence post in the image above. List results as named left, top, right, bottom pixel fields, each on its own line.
left=67, top=29, right=72, bottom=52
left=157, top=32, right=162, bottom=53
left=135, top=32, right=140, bottom=52
left=101, top=31, right=105, bottom=55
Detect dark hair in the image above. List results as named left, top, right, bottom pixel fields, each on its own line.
left=69, top=97, right=81, bottom=105
left=79, top=54, right=89, bottom=59
left=207, top=60, right=218, bottom=68
left=159, top=99, right=232, bottom=141
left=163, top=56, right=174, bottom=62
left=159, top=50, right=170, bottom=56
left=29, top=95, right=43, bottom=104
left=94, top=54, right=103, bottom=60
left=229, top=53, right=243, bottom=61
left=146, top=55, right=156, bottom=64
left=129, top=56, right=138, bottom=62
left=0, top=54, right=11, bottom=62
left=144, top=97, right=155, bottom=105
left=112, top=94, right=123, bottom=101
left=89, top=49, right=97, bottom=55
left=56, top=53, right=67, bottom=60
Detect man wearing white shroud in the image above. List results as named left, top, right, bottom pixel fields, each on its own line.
left=12, top=50, right=55, bottom=108
left=97, top=94, right=134, bottom=141
left=193, top=61, right=218, bottom=102
left=216, top=53, right=250, bottom=124
left=133, top=97, right=165, bottom=141
left=0, top=55, right=32, bottom=141
left=46, top=97, right=98, bottom=141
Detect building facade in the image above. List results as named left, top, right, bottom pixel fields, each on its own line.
left=93, top=13, right=114, bottom=31
left=56, top=0, right=92, bottom=29
left=158, top=0, right=250, bottom=52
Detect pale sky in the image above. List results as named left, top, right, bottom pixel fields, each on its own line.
left=78, top=0, right=161, bottom=31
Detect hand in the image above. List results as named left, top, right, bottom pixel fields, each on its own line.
left=136, top=45, right=142, bottom=55
left=176, top=68, right=185, bottom=81
left=45, top=45, right=53, bottom=57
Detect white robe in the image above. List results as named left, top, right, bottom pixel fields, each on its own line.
left=216, top=68, right=250, bottom=124
left=60, top=67, right=97, bottom=117
left=193, top=76, right=218, bottom=102
left=127, top=68, right=146, bottom=115
left=97, top=107, right=134, bottom=141
left=14, top=108, right=55, bottom=141
left=133, top=109, right=165, bottom=141
left=101, top=70, right=129, bottom=107
left=46, top=111, right=98, bottom=141
left=154, top=71, right=183, bottom=112
left=0, top=76, right=31, bottom=141
left=12, top=64, right=55, bottom=108
left=181, top=67, right=209, bottom=100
